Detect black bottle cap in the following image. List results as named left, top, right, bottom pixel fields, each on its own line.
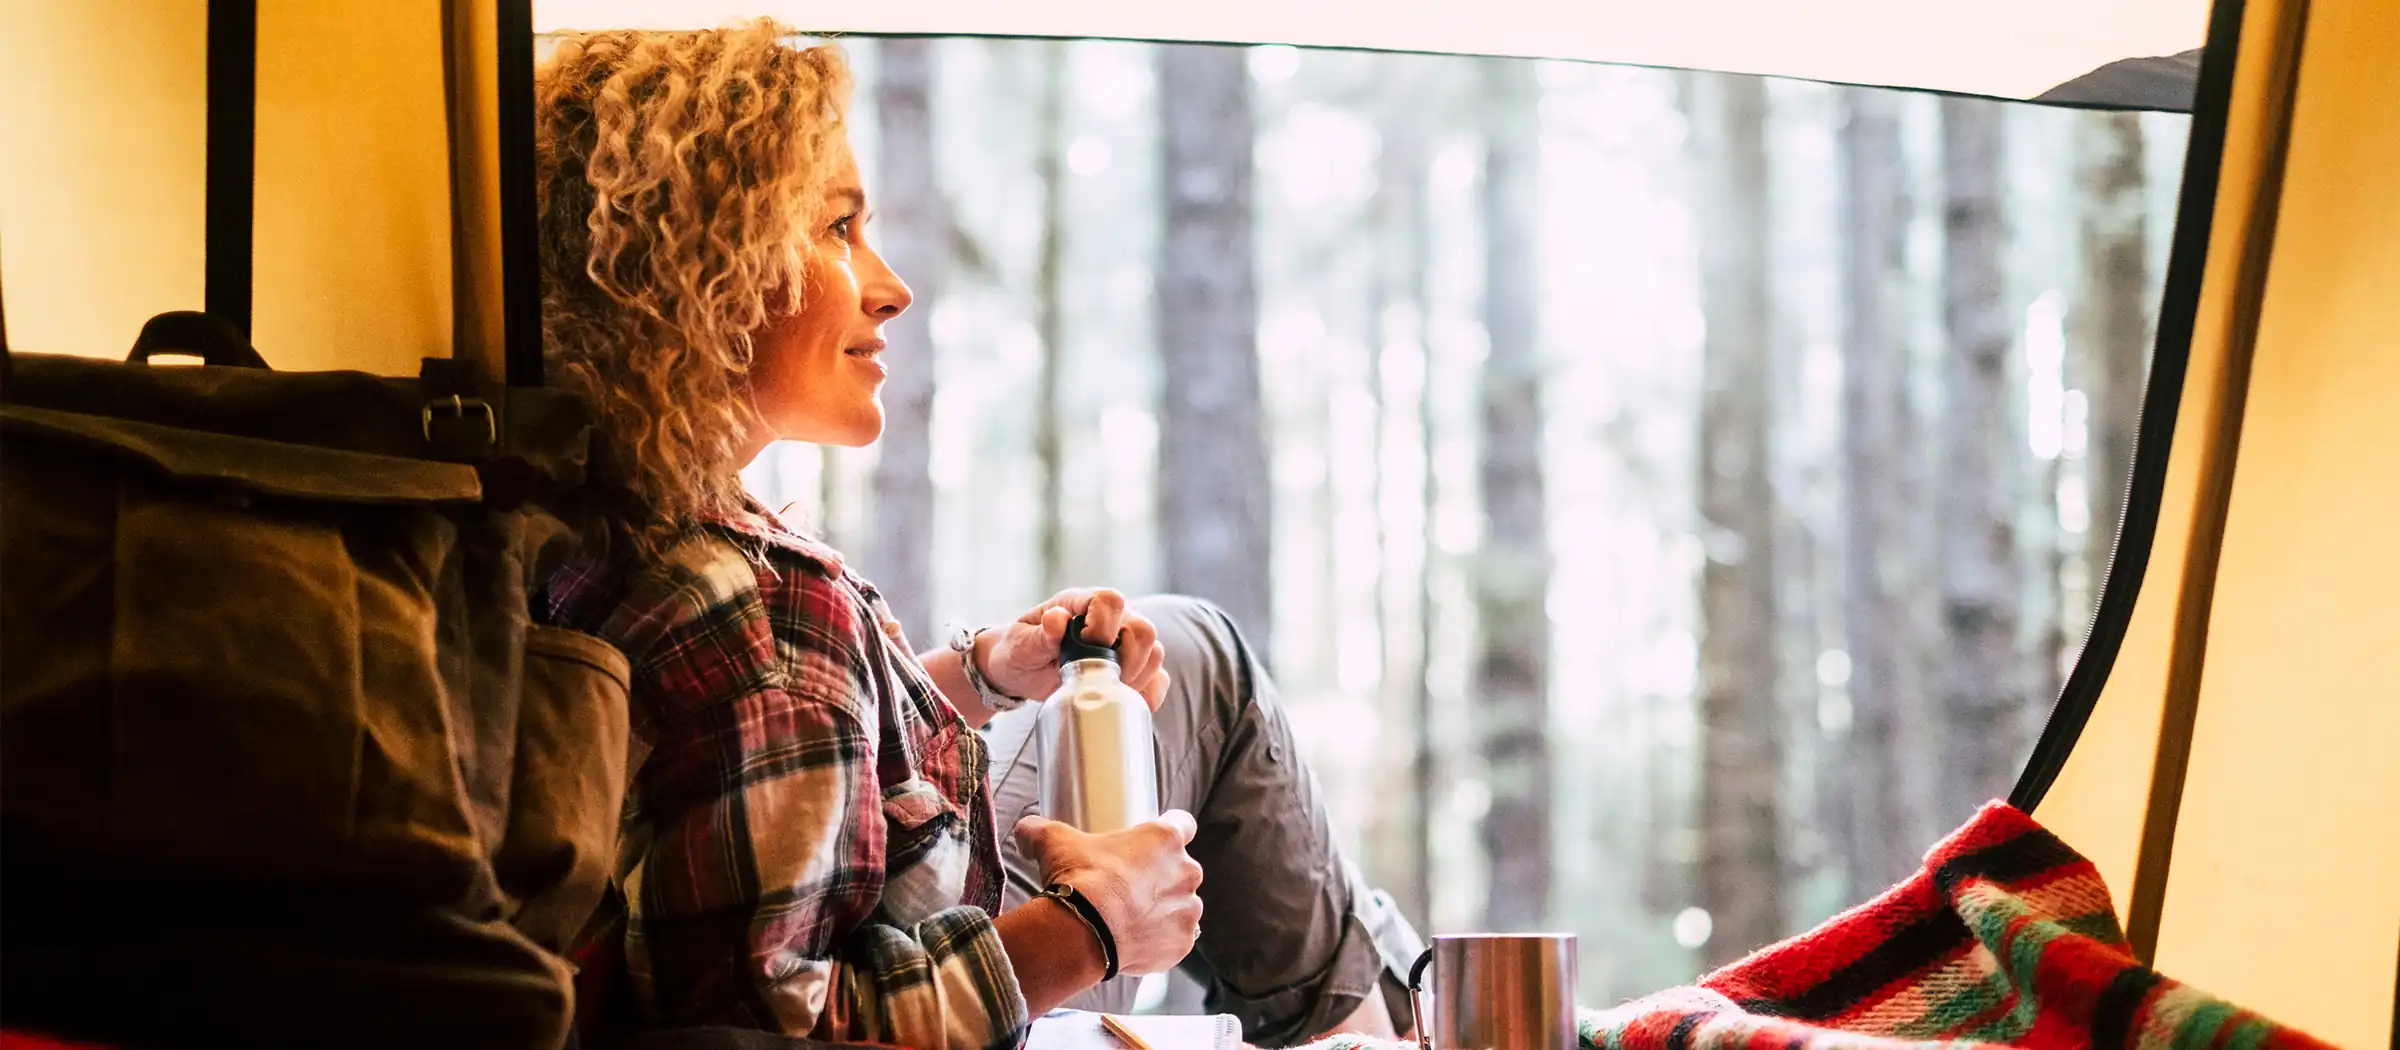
left=1058, top=612, right=1121, bottom=666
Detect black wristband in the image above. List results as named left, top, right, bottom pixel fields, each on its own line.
left=1039, top=882, right=1120, bottom=981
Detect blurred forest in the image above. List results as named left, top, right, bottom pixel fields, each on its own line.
left=735, top=38, right=2189, bottom=999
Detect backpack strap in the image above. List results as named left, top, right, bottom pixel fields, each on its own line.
left=495, top=0, right=542, bottom=388
left=205, top=0, right=256, bottom=338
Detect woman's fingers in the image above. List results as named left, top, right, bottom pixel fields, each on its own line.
left=1024, top=588, right=1092, bottom=625
left=1039, top=604, right=1073, bottom=646
left=1022, top=587, right=1120, bottom=640
left=1080, top=589, right=1127, bottom=645
left=1118, top=612, right=1160, bottom=665
left=1015, top=590, right=1168, bottom=682
left=1151, top=808, right=1199, bottom=846
left=1129, top=646, right=1166, bottom=708
left=1136, top=669, right=1172, bottom=712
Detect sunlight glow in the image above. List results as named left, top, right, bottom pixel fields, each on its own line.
left=1248, top=44, right=1301, bottom=84
left=1673, top=907, right=1714, bottom=949
left=2058, top=476, right=2092, bottom=537
left=1068, top=135, right=1112, bottom=176
left=1816, top=649, right=1853, bottom=687
left=2026, top=290, right=2069, bottom=461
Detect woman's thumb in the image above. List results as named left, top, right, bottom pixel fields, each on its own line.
left=1012, top=813, right=1058, bottom=859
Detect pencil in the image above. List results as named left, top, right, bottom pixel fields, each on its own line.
left=1100, top=1013, right=1155, bottom=1050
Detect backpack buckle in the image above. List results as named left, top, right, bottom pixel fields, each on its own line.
left=422, top=393, right=497, bottom=445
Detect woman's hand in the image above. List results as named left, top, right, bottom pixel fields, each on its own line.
left=980, top=588, right=1169, bottom=709
left=1013, top=810, right=1205, bottom=976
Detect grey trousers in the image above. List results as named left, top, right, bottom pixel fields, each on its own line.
left=979, top=596, right=1425, bottom=1046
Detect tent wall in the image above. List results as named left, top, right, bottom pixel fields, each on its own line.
left=1, top=1, right=456, bottom=376
left=2148, top=0, right=2400, bottom=1043
left=251, top=2, right=455, bottom=375
left=1, top=1, right=208, bottom=359
left=2038, top=0, right=2399, bottom=1044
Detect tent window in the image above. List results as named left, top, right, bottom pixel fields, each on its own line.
left=727, top=39, right=2191, bottom=996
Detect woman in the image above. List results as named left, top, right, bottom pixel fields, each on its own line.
left=534, top=22, right=1420, bottom=1050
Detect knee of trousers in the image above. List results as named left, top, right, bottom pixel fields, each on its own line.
left=1129, top=593, right=1240, bottom=645
left=1132, top=593, right=1262, bottom=702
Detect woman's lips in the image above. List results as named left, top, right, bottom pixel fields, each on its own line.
left=845, top=343, right=887, bottom=378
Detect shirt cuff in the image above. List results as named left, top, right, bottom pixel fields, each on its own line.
left=839, top=907, right=1030, bottom=1050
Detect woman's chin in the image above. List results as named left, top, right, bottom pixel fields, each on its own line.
left=836, top=409, right=885, bottom=448
left=776, top=406, right=883, bottom=448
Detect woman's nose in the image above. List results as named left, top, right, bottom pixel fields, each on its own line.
left=861, top=248, right=913, bottom=318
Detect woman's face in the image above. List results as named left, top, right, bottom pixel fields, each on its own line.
left=746, top=146, right=913, bottom=450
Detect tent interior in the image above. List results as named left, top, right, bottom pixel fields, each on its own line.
left=2, top=1, right=2392, bottom=1047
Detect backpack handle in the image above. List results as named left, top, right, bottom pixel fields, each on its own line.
left=127, top=311, right=270, bottom=370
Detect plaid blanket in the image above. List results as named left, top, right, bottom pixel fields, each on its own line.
left=1578, top=802, right=2333, bottom=1050
left=1328, top=803, right=2333, bottom=1050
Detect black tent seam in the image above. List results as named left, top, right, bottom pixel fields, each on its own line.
left=789, top=31, right=2192, bottom=114
left=2008, top=0, right=2251, bottom=812
left=499, top=0, right=542, bottom=387
left=205, top=0, right=257, bottom=335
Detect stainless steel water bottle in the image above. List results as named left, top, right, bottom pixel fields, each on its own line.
left=1034, top=613, right=1160, bottom=832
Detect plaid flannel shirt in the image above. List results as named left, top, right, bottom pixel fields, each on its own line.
left=544, top=502, right=1027, bottom=1050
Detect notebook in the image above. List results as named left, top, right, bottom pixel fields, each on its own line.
left=1028, top=1009, right=1242, bottom=1050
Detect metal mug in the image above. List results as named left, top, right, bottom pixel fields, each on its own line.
left=1407, top=934, right=1578, bottom=1050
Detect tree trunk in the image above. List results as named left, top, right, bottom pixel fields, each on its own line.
left=1157, top=44, right=1271, bottom=657
left=1474, top=59, right=1553, bottom=934
left=869, top=40, right=945, bottom=645
left=817, top=446, right=843, bottom=551
left=1935, top=98, right=2023, bottom=822
left=1033, top=42, right=1069, bottom=596
left=1683, top=71, right=1785, bottom=966
left=1836, top=88, right=1936, bottom=897
left=2076, top=113, right=2151, bottom=594
left=1368, top=63, right=1436, bottom=931
left=1414, top=127, right=1444, bottom=933
left=2035, top=427, right=2067, bottom=712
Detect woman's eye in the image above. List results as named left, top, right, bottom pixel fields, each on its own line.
left=830, top=214, right=857, bottom=239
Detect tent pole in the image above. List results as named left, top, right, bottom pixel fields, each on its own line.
left=2121, top=0, right=2313, bottom=964
left=443, top=0, right=536, bottom=387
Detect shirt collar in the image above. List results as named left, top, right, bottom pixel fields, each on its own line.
left=703, top=496, right=847, bottom=576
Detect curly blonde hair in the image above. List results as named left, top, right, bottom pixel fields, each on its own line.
left=536, top=20, right=850, bottom=559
